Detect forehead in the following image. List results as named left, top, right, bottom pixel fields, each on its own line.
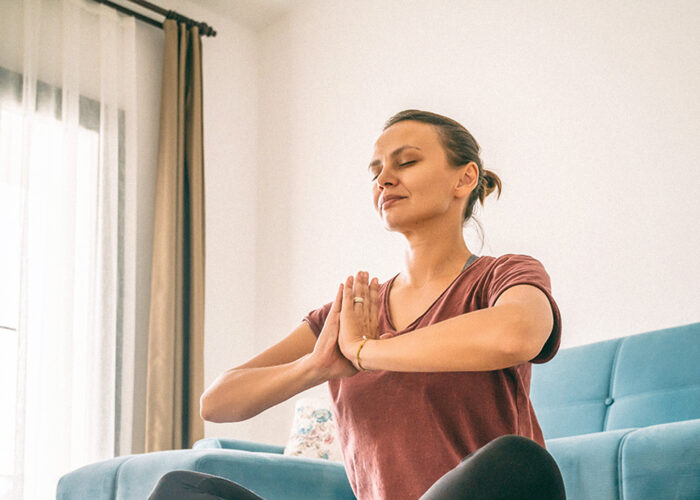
left=371, top=121, right=439, bottom=157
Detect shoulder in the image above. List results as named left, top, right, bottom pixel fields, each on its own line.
left=479, top=253, right=554, bottom=301
left=492, top=253, right=543, bottom=265
left=482, top=253, right=549, bottom=274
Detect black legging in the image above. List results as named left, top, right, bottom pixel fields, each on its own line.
left=148, top=434, right=566, bottom=500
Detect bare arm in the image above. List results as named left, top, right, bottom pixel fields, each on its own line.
left=200, top=321, right=325, bottom=423
left=355, top=285, right=554, bottom=372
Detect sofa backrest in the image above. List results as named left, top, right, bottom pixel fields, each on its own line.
left=530, top=321, right=700, bottom=440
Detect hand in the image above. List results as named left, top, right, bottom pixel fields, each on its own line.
left=307, top=282, right=360, bottom=380
left=339, top=271, right=381, bottom=367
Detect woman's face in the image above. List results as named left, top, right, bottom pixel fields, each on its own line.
left=368, top=120, right=475, bottom=233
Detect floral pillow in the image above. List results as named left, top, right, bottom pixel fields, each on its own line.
left=283, top=396, right=344, bottom=462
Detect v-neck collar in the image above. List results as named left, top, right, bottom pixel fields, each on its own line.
left=384, top=255, right=482, bottom=333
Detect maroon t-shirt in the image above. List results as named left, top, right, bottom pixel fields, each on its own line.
left=302, top=254, right=562, bottom=500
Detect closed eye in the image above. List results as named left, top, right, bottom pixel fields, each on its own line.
left=371, top=161, right=416, bottom=181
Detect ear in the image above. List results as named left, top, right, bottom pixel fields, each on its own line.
left=456, top=161, right=479, bottom=197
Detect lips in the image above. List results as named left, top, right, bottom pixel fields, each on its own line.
left=380, top=195, right=405, bottom=206
left=381, top=197, right=405, bottom=209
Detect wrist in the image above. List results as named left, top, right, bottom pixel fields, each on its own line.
left=341, top=338, right=360, bottom=361
left=299, top=353, right=329, bottom=385
left=352, top=336, right=373, bottom=372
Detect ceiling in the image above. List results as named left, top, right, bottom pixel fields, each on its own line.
left=193, top=0, right=301, bottom=33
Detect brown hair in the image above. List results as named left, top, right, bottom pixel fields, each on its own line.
left=382, top=109, right=502, bottom=244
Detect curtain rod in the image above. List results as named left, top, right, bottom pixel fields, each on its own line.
left=92, top=0, right=217, bottom=37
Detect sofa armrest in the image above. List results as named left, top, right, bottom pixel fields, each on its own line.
left=57, top=448, right=354, bottom=500
left=193, top=437, right=285, bottom=454
left=545, top=427, right=639, bottom=500
left=56, top=454, right=135, bottom=500
left=619, top=418, right=700, bottom=500
left=544, top=419, right=700, bottom=500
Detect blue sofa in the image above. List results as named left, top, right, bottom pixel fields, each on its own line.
left=57, top=321, right=700, bottom=499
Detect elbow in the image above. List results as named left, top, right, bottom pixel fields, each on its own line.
left=200, top=392, right=225, bottom=423
left=200, top=393, right=215, bottom=422
left=502, top=339, right=530, bottom=365
left=503, top=318, right=539, bottom=365
left=199, top=392, right=246, bottom=423
left=494, top=310, right=531, bottom=365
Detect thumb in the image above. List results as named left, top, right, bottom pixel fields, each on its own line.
left=329, top=283, right=343, bottom=315
left=326, top=283, right=343, bottom=322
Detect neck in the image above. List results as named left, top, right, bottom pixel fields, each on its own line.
left=398, top=240, right=472, bottom=289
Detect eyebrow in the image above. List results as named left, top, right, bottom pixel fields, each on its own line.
left=368, top=145, right=422, bottom=171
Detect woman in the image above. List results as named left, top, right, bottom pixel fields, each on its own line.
left=150, top=109, right=567, bottom=500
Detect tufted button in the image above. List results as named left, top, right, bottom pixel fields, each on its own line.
left=604, top=397, right=614, bottom=406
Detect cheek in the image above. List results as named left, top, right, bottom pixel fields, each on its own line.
left=418, top=183, right=452, bottom=209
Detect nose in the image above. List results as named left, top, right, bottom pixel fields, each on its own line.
left=374, top=164, right=398, bottom=186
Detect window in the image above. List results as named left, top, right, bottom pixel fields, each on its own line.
left=0, top=64, right=125, bottom=495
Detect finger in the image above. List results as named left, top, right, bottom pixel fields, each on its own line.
left=356, top=271, right=367, bottom=328
left=323, top=284, right=343, bottom=337
left=353, top=271, right=362, bottom=310
left=369, top=277, right=379, bottom=337
left=362, top=272, right=370, bottom=332
left=342, top=275, right=353, bottom=311
left=362, top=272, right=369, bottom=301
left=319, top=284, right=343, bottom=344
left=330, top=283, right=343, bottom=314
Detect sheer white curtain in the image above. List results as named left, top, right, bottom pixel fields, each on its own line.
left=0, top=0, right=138, bottom=498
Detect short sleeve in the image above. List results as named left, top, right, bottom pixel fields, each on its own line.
left=302, top=300, right=334, bottom=338
left=484, top=254, right=562, bottom=364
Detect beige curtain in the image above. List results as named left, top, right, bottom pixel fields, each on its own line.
left=145, top=17, right=206, bottom=452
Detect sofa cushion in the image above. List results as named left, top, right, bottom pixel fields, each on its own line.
left=605, top=323, right=700, bottom=431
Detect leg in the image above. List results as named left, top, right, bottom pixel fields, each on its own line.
left=148, top=470, right=266, bottom=500
left=419, top=435, right=566, bottom=500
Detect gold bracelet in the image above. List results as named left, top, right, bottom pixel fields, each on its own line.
left=356, top=335, right=370, bottom=372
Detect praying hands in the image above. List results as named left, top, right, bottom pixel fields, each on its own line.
left=338, top=271, right=383, bottom=368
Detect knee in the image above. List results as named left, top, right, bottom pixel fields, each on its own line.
left=481, top=435, right=558, bottom=467
left=157, top=469, right=196, bottom=483
left=149, top=470, right=187, bottom=499
left=485, top=434, right=544, bottom=454
left=151, top=469, right=200, bottom=492
left=480, top=435, right=566, bottom=498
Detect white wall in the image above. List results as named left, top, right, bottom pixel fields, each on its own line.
left=135, top=0, right=700, bottom=449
